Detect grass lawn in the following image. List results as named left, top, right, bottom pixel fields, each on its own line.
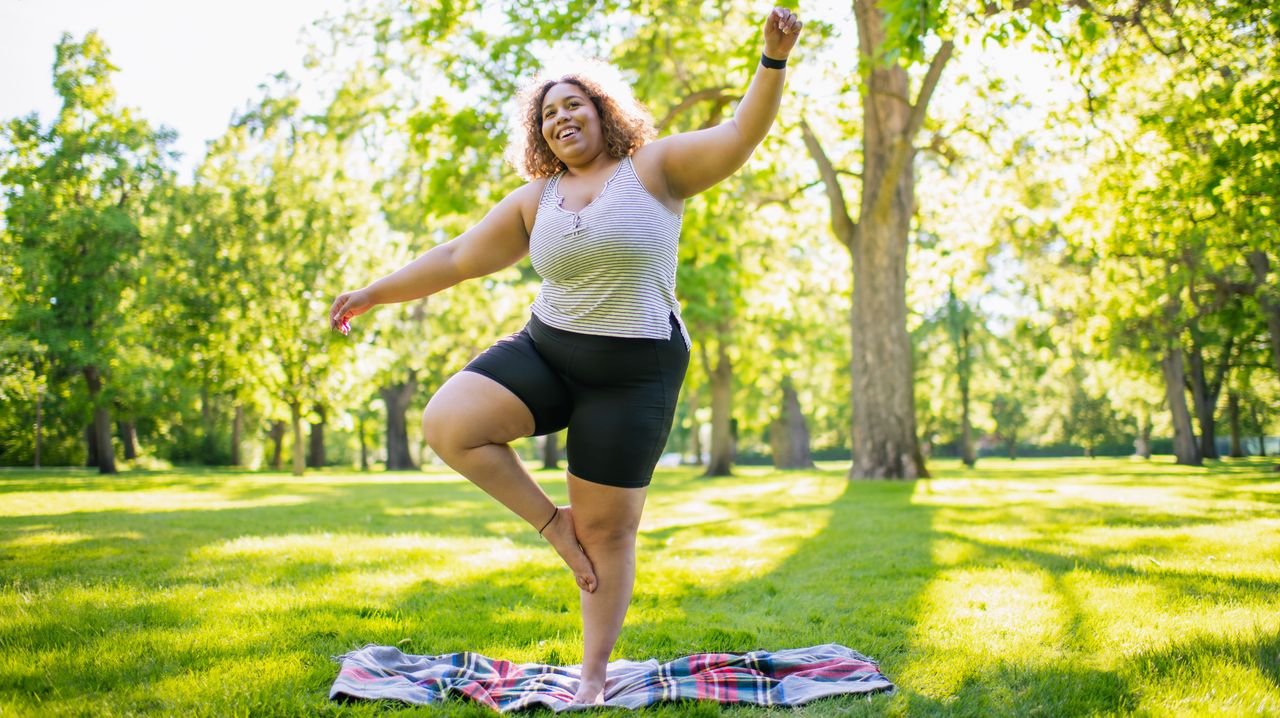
left=1, top=456, right=1278, bottom=716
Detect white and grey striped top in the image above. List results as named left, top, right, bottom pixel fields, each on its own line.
left=529, top=155, right=692, bottom=350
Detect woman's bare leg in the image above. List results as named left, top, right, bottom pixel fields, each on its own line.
left=565, top=471, right=646, bottom=704
left=423, top=371, right=597, bottom=592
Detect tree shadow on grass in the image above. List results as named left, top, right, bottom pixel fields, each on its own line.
left=889, top=627, right=1280, bottom=718
left=934, top=529, right=1280, bottom=595
left=880, top=466, right=1279, bottom=717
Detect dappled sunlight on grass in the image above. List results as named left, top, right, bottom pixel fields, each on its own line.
left=646, top=510, right=833, bottom=588
left=1057, top=517, right=1280, bottom=580
left=2, top=459, right=1278, bottom=715
left=189, top=530, right=591, bottom=605
left=4, top=529, right=144, bottom=548
left=899, top=565, right=1067, bottom=696
left=140, top=653, right=314, bottom=715
left=0, top=489, right=316, bottom=517
left=638, top=472, right=844, bottom=593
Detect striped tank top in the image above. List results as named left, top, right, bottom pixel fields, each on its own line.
left=529, top=155, right=692, bottom=350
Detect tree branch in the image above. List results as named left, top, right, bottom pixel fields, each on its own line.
left=656, top=86, right=734, bottom=132
left=699, top=95, right=736, bottom=130
left=697, top=338, right=713, bottom=378
left=982, top=0, right=1036, bottom=15
left=920, top=131, right=960, bottom=164
left=799, top=118, right=858, bottom=251
left=1208, top=334, right=1236, bottom=403
left=869, top=39, right=954, bottom=221
left=754, top=178, right=822, bottom=208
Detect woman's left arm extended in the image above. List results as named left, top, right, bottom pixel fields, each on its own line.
left=655, top=6, right=803, bottom=200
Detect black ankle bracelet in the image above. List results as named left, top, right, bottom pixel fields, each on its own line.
left=538, top=506, right=558, bottom=535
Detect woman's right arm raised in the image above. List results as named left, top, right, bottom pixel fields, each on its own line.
left=328, top=182, right=537, bottom=332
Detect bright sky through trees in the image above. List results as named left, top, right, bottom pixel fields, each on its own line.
left=0, top=0, right=346, bottom=179
left=0, top=0, right=1069, bottom=184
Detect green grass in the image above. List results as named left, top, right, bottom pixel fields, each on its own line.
left=1, top=456, right=1278, bottom=716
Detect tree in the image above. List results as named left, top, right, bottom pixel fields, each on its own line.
left=1, top=31, right=173, bottom=473
left=1054, top=0, right=1276, bottom=465
left=796, top=0, right=965, bottom=479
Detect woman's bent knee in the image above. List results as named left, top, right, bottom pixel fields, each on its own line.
left=421, top=372, right=536, bottom=453
left=574, top=520, right=640, bottom=547
left=421, top=404, right=444, bottom=451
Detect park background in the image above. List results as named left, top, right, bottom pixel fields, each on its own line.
left=1, top=0, right=1277, bottom=475
left=1, top=0, right=1278, bottom=716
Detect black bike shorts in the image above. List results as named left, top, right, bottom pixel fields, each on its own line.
left=461, top=311, right=690, bottom=489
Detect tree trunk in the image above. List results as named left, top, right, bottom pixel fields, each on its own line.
left=846, top=1, right=945, bottom=480
left=1188, top=327, right=1235, bottom=460
left=960, top=403, right=975, bottom=467
left=848, top=169, right=925, bottom=479
left=731, top=418, right=739, bottom=463
left=542, top=431, right=561, bottom=470
left=290, top=401, right=305, bottom=476
left=799, top=4, right=949, bottom=481
left=85, top=423, right=98, bottom=468
left=1185, top=344, right=1217, bottom=459
left=688, top=389, right=702, bottom=465
left=1161, top=347, right=1201, bottom=466
left=117, top=419, right=138, bottom=460
left=959, top=324, right=975, bottom=468
left=1247, top=251, right=1280, bottom=380
left=1251, top=403, right=1267, bottom=457
left=358, top=412, right=369, bottom=471
left=268, top=420, right=285, bottom=470
left=1228, top=390, right=1244, bottom=458
left=703, top=333, right=734, bottom=477
left=798, top=11, right=952, bottom=478
left=380, top=371, right=418, bottom=471
left=83, top=365, right=116, bottom=474
left=307, top=404, right=326, bottom=468
left=34, top=383, right=43, bottom=469
left=200, top=381, right=216, bottom=463
left=231, top=403, right=243, bottom=466
left=1135, top=414, right=1153, bottom=459
left=770, top=376, right=815, bottom=469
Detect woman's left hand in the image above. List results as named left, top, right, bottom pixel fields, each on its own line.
left=763, top=6, right=803, bottom=60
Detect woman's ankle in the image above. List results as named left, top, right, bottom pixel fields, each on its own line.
left=578, top=667, right=606, bottom=685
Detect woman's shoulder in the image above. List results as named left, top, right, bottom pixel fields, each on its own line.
left=627, top=145, right=683, bottom=215
left=512, top=177, right=554, bottom=235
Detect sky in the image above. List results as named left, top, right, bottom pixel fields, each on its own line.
left=1, top=0, right=349, bottom=179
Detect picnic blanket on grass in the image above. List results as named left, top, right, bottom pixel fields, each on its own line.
left=329, top=642, right=894, bottom=712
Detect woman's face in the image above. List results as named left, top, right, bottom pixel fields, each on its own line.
left=540, top=82, right=602, bottom=163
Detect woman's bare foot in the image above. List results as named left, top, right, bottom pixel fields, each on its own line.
left=542, top=506, right=598, bottom=593
left=572, top=676, right=605, bottom=705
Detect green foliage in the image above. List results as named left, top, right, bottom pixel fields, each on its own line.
left=5, top=0, right=1277, bottom=468
left=0, top=31, right=174, bottom=466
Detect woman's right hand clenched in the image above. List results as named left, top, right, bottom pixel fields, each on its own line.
left=329, top=288, right=374, bottom=335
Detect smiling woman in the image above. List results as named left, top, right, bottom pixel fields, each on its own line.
left=326, top=6, right=803, bottom=706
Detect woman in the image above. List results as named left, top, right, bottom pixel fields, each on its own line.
left=328, top=7, right=802, bottom=705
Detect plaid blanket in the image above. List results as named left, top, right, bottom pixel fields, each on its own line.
left=329, top=643, right=894, bottom=712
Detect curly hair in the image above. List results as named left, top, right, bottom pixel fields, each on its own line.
left=507, top=61, right=657, bottom=180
